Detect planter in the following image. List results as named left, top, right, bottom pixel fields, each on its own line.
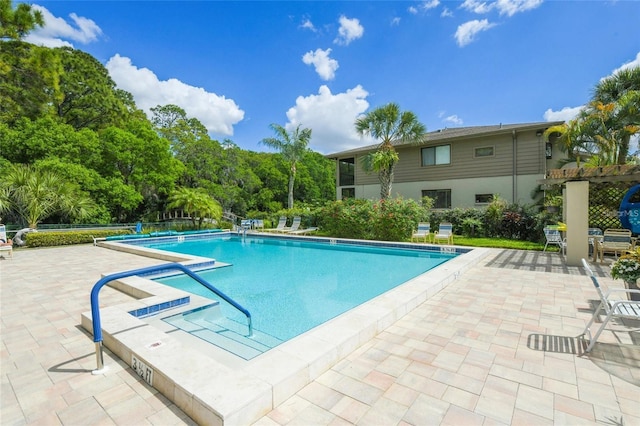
left=624, top=279, right=640, bottom=301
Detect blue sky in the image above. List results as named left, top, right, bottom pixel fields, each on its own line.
left=23, top=0, right=640, bottom=155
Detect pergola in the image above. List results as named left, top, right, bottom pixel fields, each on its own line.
left=539, top=164, right=640, bottom=266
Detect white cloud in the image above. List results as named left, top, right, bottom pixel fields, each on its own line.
left=408, top=6, right=419, bottom=14
left=106, top=54, right=244, bottom=136
left=460, top=0, right=495, bottom=14
left=300, top=18, right=316, bottom=32
left=609, top=51, right=640, bottom=76
left=334, top=15, right=364, bottom=46
left=444, top=115, right=463, bottom=125
left=284, top=85, right=372, bottom=154
left=302, top=48, right=339, bottom=81
left=460, top=0, right=543, bottom=16
left=391, top=17, right=401, bottom=26
left=543, top=106, right=582, bottom=122
left=441, top=8, right=454, bottom=18
left=454, top=19, right=496, bottom=47
left=495, top=0, right=543, bottom=17
left=23, top=5, right=102, bottom=48
left=421, top=0, right=441, bottom=10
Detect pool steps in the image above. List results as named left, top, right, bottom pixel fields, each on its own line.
left=164, top=307, right=284, bottom=360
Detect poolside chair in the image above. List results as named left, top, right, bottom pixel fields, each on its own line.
left=411, top=223, right=432, bottom=243
left=580, top=258, right=640, bottom=352
left=265, top=216, right=287, bottom=232
left=254, top=219, right=264, bottom=231
left=543, top=226, right=566, bottom=255
left=282, top=216, right=301, bottom=233
left=597, top=229, right=633, bottom=262
left=288, top=227, right=318, bottom=235
left=433, top=223, right=453, bottom=244
left=0, top=239, right=13, bottom=259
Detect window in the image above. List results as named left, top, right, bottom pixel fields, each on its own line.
left=422, top=189, right=451, bottom=209
left=421, top=145, right=450, bottom=166
left=341, top=187, right=355, bottom=199
left=475, top=194, right=493, bottom=204
left=474, top=146, right=494, bottom=158
left=339, top=157, right=355, bottom=186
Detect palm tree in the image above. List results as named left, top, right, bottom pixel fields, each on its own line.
left=543, top=120, right=594, bottom=168
left=355, top=103, right=426, bottom=199
left=0, top=164, right=94, bottom=228
left=589, top=66, right=640, bottom=164
left=260, top=124, right=312, bottom=209
left=167, top=187, right=222, bottom=229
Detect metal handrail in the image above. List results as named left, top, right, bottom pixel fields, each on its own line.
left=89, top=263, right=252, bottom=373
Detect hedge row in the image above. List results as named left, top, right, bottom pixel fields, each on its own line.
left=25, top=229, right=132, bottom=247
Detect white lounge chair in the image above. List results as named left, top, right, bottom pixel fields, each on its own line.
left=281, top=216, right=301, bottom=233
left=433, top=223, right=453, bottom=244
left=288, top=227, right=318, bottom=235
left=265, top=216, right=287, bottom=232
left=411, top=223, right=432, bottom=243
left=580, top=258, right=640, bottom=352
left=543, top=227, right=566, bottom=254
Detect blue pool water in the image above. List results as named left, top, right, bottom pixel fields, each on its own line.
left=147, top=236, right=456, bottom=345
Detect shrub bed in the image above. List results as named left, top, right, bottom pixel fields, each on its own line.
left=25, top=229, right=132, bottom=247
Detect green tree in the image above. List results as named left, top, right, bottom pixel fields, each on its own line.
left=550, top=66, right=640, bottom=166
left=167, top=187, right=222, bottom=229
left=0, top=164, right=94, bottom=227
left=0, top=41, right=62, bottom=124
left=0, top=0, right=44, bottom=40
left=55, top=47, right=129, bottom=130
left=355, top=103, right=426, bottom=199
left=260, top=124, right=312, bottom=209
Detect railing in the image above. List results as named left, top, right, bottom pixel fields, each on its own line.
left=89, top=263, right=252, bottom=373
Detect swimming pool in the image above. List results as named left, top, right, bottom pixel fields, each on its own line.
left=141, top=235, right=458, bottom=357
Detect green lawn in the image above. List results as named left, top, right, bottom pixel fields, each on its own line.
left=447, top=236, right=547, bottom=251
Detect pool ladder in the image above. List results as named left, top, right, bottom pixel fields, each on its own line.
left=89, top=263, right=252, bottom=374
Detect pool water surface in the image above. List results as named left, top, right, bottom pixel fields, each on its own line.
left=148, top=236, right=456, bottom=345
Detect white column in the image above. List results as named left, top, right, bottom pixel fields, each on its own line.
left=565, top=181, right=589, bottom=266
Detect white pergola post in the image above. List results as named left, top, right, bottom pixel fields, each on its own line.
left=565, top=181, right=589, bottom=266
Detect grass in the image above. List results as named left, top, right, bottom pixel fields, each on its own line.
left=441, top=236, right=548, bottom=251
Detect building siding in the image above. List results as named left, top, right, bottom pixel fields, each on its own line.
left=332, top=123, right=564, bottom=208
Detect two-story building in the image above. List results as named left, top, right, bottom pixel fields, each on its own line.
left=328, top=121, right=566, bottom=209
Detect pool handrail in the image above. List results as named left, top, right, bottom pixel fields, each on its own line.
left=89, top=262, right=252, bottom=373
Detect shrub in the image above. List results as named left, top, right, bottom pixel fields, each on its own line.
left=461, top=217, right=483, bottom=237
left=25, top=229, right=132, bottom=247
left=319, top=197, right=427, bottom=241
left=371, top=197, right=425, bottom=241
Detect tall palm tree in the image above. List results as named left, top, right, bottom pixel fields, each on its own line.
left=355, top=103, right=426, bottom=199
left=260, top=124, right=312, bottom=209
left=0, top=164, right=94, bottom=228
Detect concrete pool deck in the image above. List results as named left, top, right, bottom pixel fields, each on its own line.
left=1, top=244, right=639, bottom=425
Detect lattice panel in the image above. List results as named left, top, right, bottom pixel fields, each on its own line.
left=589, top=183, right=629, bottom=230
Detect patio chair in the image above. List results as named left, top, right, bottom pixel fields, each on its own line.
left=0, top=239, right=13, bottom=259
left=265, top=216, right=287, bottom=232
left=411, top=223, right=432, bottom=243
left=254, top=219, right=264, bottom=231
left=433, top=223, right=453, bottom=244
left=597, top=229, right=633, bottom=262
left=580, top=258, right=640, bottom=352
left=282, top=216, right=301, bottom=233
left=543, top=227, right=566, bottom=254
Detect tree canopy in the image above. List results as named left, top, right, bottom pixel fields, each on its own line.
left=0, top=32, right=335, bottom=227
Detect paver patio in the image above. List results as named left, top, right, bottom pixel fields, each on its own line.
left=1, top=244, right=638, bottom=425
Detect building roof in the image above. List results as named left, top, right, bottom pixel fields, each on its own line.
left=326, top=121, right=565, bottom=158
